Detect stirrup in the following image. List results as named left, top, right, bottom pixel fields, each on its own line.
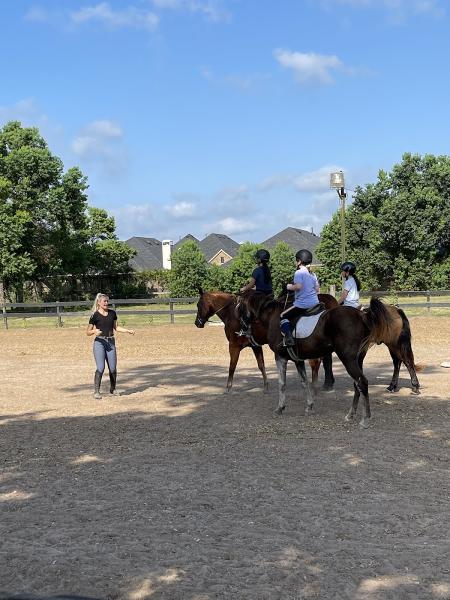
left=235, top=329, right=250, bottom=337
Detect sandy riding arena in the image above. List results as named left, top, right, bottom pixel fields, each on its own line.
left=1, top=317, right=449, bottom=600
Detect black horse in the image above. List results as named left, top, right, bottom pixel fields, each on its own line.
left=243, top=294, right=395, bottom=428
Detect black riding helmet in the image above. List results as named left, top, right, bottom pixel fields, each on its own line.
left=255, top=248, right=270, bottom=262
left=341, top=261, right=356, bottom=275
left=295, top=249, right=313, bottom=265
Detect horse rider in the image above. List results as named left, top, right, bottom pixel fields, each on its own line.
left=237, top=248, right=273, bottom=337
left=338, top=261, right=361, bottom=308
left=280, top=249, right=320, bottom=347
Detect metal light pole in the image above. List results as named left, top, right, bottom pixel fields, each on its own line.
left=330, top=171, right=346, bottom=264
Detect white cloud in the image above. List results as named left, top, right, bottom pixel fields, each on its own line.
left=24, top=7, right=49, bottom=22
left=71, top=119, right=127, bottom=177
left=165, top=201, right=197, bottom=218
left=274, top=49, right=347, bottom=85
left=213, top=217, right=258, bottom=235
left=258, top=165, right=344, bottom=194
left=150, top=0, right=230, bottom=22
left=322, top=0, right=444, bottom=18
left=70, top=3, right=159, bottom=30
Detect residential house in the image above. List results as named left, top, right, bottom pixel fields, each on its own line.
left=261, top=227, right=321, bottom=264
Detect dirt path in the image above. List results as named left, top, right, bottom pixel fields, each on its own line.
left=0, top=318, right=449, bottom=599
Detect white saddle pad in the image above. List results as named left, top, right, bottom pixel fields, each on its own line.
left=293, top=312, right=325, bottom=339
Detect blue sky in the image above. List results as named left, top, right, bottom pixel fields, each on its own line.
left=1, top=0, right=449, bottom=243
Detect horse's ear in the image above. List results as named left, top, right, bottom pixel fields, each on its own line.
left=198, top=287, right=204, bottom=295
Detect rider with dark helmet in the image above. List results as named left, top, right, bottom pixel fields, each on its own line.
left=238, top=248, right=273, bottom=337
left=338, top=261, right=361, bottom=308
left=240, top=248, right=273, bottom=294
left=280, top=248, right=320, bottom=346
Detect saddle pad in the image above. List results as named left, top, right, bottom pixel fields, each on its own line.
left=294, top=312, right=324, bottom=339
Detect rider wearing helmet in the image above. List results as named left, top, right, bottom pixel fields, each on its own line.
left=240, top=249, right=273, bottom=295
left=338, top=261, right=361, bottom=308
left=280, top=249, right=320, bottom=346
left=238, top=249, right=273, bottom=337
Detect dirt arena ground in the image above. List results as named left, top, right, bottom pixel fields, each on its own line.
left=0, top=317, right=449, bottom=600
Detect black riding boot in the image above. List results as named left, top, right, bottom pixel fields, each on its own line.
left=280, top=319, right=295, bottom=347
left=109, top=370, right=120, bottom=396
left=94, top=370, right=103, bottom=399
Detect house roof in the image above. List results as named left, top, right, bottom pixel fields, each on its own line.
left=199, top=233, right=240, bottom=262
left=261, top=227, right=320, bottom=262
left=173, top=234, right=199, bottom=252
left=125, top=237, right=163, bottom=271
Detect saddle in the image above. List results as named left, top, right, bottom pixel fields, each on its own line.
left=292, top=303, right=326, bottom=340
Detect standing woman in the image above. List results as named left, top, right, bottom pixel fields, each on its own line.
left=87, top=293, right=135, bottom=399
left=338, top=261, right=361, bottom=308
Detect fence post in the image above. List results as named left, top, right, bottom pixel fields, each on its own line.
left=56, top=302, right=63, bottom=327
left=170, top=300, right=174, bottom=324
left=2, top=303, right=7, bottom=330
left=426, top=290, right=431, bottom=314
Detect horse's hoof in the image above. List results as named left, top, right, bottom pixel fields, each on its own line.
left=322, top=385, right=334, bottom=392
left=305, top=406, right=314, bottom=416
left=274, top=406, right=285, bottom=416
left=386, top=385, right=399, bottom=393
left=359, top=417, right=371, bottom=429
left=411, top=388, right=421, bottom=395
left=345, top=412, right=355, bottom=422
left=263, top=385, right=269, bottom=394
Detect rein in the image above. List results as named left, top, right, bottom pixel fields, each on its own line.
left=209, top=297, right=236, bottom=320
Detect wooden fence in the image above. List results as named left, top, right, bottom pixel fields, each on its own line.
left=2, top=290, right=450, bottom=329
left=0, top=297, right=198, bottom=330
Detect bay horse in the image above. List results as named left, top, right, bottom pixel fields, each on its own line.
left=281, top=292, right=420, bottom=394
left=194, top=290, right=337, bottom=393
left=243, top=294, right=395, bottom=428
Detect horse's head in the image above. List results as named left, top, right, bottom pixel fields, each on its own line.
left=195, top=289, right=214, bottom=328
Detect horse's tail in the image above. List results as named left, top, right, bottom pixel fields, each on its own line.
left=360, top=297, right=395, bottom=354
left=394, top=307, right=424, bottom=371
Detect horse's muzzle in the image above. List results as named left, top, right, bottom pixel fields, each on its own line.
left=195, top=318, right=205, bottom=328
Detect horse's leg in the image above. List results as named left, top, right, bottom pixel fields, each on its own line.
left=226, top=342, right=241, bottom=392
left=386, top=347, right=401, bottom=393
left=251, top=345, right=269, bottom=393
left=274, top=355, right=288, bottom=415
left=309, top=358, right=320, bottom=391
left=339, top=351, right=371, bottom=429
left=296, top=360, right=315, bottom=415
left=322, top=352, right=335, bottom=391
left=396, top=341, right=421, bottom=395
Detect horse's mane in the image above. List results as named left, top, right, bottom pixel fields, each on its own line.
left=243, top=291, right=280, bottom=318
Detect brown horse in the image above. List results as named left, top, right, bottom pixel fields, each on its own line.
left=194, top=290, right=337, bottom=393
left=194, top=290, right=269, bottom=392
left=244, top=294, right=395, bottom=428
left=281, top=292, right=420, bottom=394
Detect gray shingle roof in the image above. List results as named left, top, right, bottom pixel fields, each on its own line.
left=199, top=233, right=240, bottom=262
left=125, top=237, right=163, bottom=271
left=261, top=227, right=320, bottom=263
left=173, top=234, right=199, bottom=252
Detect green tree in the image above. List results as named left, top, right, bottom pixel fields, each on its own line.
left=204, top=262, right=228, bottom=291
left=270, top=242, right=296, bottom=296
left=316, top=153, right=450, bottom=290
left=169, top=240, right=208, bottom=296
left=223, top=241, right=259, bottom=292
left=84, top=207, right=136, bottom=275
left=0, top=121, right=135, bottom=300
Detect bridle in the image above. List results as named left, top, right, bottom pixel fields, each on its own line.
left=196, top=296, right=236, bottom=326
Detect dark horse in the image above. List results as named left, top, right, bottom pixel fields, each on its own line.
left=244, top=294, right=396, bottom=428
left=194, top=290, right=338, bottom=392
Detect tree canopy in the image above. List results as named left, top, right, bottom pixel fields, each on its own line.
left=0, top=121, right=135, bottom=300
left=169, top=240, right=208, bottom=297
left=316, top=153, right=450, bottom=290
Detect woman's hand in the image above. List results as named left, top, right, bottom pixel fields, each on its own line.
left=286, top=284, right=294, bottom=291
left=93, top=327, right=102, bottom=336
left=128, top=329, right=135, bottom=335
